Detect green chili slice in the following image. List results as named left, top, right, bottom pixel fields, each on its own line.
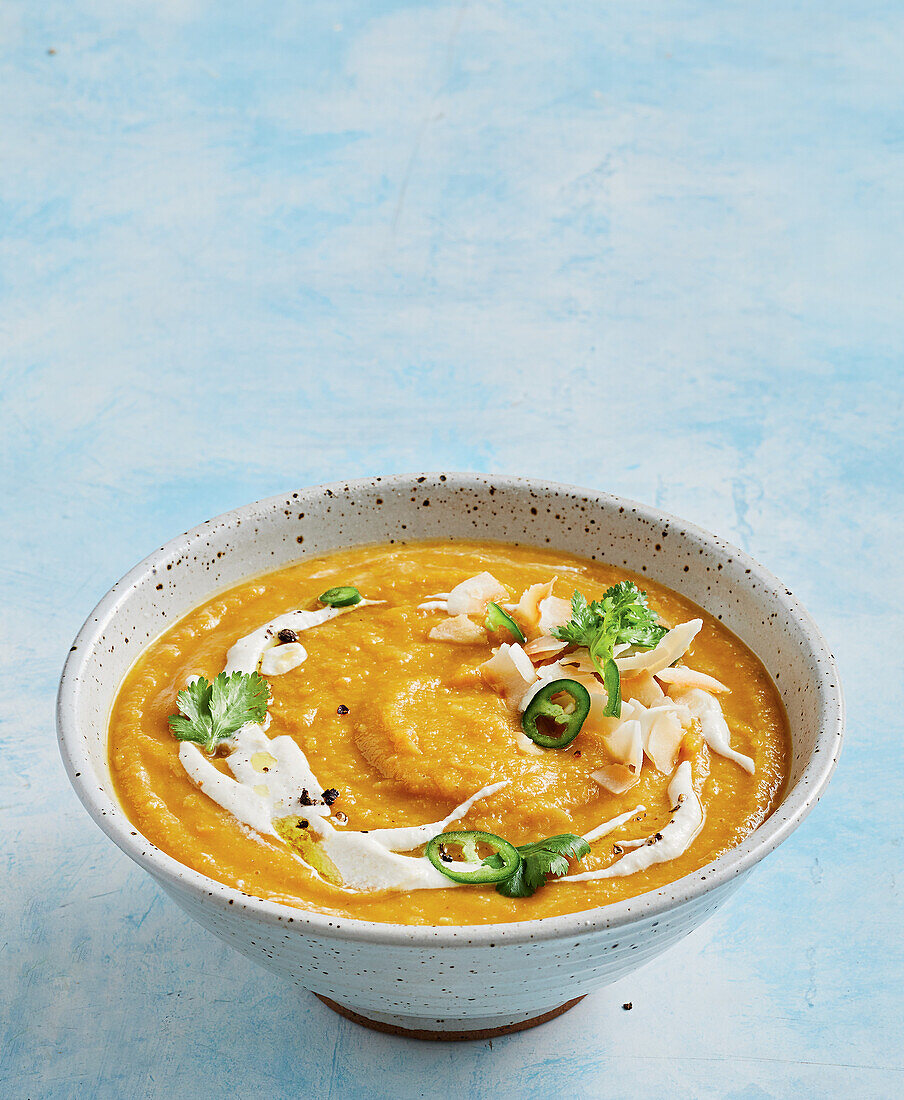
left=601, top=657, right=621, bottom=718
left=425, top=830, right=521, bottom=884
left=521, top=678, right=591, bottom=749
left=318, top=586, right=362, bottom=607
left=484, top=601, right=526, bottom=643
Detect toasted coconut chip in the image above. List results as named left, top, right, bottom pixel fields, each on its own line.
left=645, top=709, right=684, bottom=774
left=558, top=651, right=599, bottom=676
left=446, top=572, right=508, bottom=616
left=417, top=596, right=450, bottom=611
left=594, top=697, right=692, bottom=776
left=558, top=645, right=631, bottom=678
left=603, top=718, right=643, bottom=774
left=514, top=578, right=557, bottom=636
left=669, top=687, right=755, bottom=773
left=479, top=642, right=537, bottom=703
left=591, top=764, right=641, bottom=795
left=428, top=615, right=486, bottom=644
left=481, top=649, right=559, bottom=755
left=518, top=659, right=603, bottom=713
left=524, top=635, right=569, bottom=661
left=614, top=619, right=703, bottom=675
left=537, top=595, right=574, bottom=634
left=620, top=669, right=666, bottom=708
left=656, top=666, right=730, bottom=694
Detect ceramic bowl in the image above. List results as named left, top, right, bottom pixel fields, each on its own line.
left=57, top=473, right=843, bottom=1039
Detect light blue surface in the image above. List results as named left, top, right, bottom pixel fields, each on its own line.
left=1, top=1, right=902, bottom=1097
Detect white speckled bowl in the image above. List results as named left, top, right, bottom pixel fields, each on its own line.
left=57, top=474, right=843, bottom=1038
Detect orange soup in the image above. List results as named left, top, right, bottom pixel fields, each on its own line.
left=109, top=540, right=788, bottom=925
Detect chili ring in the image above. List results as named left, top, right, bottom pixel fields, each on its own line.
left=521, top=678, right=592, bottom=749
left=425, top=830, right=521, bottom=884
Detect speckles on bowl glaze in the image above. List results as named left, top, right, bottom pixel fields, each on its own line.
left=56, top=472, right=843, bottom=1030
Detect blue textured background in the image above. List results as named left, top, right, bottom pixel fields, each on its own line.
left=2, top=2, right=902, bottom=1097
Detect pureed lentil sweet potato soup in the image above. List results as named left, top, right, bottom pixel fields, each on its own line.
left=109, top=540, right=789, bottom=926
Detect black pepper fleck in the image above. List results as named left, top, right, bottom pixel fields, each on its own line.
left=336, top=704, right=349, bottom=715
left=277, top=628, right=298, bottom=644
left=322, top=788, right=340, bottom=805
left=622, top=1002, right=633, bottom=1011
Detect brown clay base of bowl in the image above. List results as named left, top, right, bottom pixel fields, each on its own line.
left=314, top=994, right=585, bottom=1041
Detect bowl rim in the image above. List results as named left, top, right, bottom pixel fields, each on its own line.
left=57, top=471, right=844, bottom=947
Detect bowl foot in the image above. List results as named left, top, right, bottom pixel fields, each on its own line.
left=314, top=994, right=585, bottom=1041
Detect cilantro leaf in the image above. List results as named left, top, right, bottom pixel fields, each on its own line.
left=484, top=833, right=591, bottom=898
left=551, top=582, right=667, bottom=717
left=168, top=671, right=269, bottom=753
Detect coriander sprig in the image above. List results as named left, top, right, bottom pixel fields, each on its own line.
left=552, top=582, right=667, bottom=717
left=168, top=671, right=269, bottom=753
left=484, top=833, right=591, bottom=897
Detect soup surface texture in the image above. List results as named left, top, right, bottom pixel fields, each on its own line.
left=109, top=540, right=788, bottom=925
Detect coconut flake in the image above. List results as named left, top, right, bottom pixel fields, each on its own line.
left=557, top=651, right=600, bottom=676
left=537, top=595, right=574, bottom=634
left=417, top=592, right=450, bottom=611
left=614, top=619, right=703, bottom=675
left=428, top=615, right=486, bottom=643
left=615, top=698, right=692, bottom=774
left=524, top=635, right=569, bottom=661
left=669, top=687, right=755, bottom=773
left=446, top=572, right=508, bottom=616
left=656, top=666, right=730, bottom=694
left=644, top=709, right=684, bottom=774
left=514, top=578, right=557, bottom=635
left=591, top=764, right=641, bottom=795
left=479, top=642, right=536, bottom=703
left=621, top=669, right=667, bottom=707
left=479, top=643, right=545, bottom=754
left=604, top=718, right=644, bottom=775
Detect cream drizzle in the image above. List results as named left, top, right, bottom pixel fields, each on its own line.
left=177, top=584, right=735, bottom=894
left=669, top=687, right=756, bottom=773
left=180, top=715, right=511, bottom=892
left=563, top=762, right=704, bottom=881
left=224, top=599, right=379, bottom=676
left=582, top=804, right=646, bottom=844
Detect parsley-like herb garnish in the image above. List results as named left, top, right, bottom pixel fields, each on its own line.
left=484, top=833, right=591, bottom=897
left=551, top=582, right=667, bottom=717
left=168, top=671, right=269, bottom=753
